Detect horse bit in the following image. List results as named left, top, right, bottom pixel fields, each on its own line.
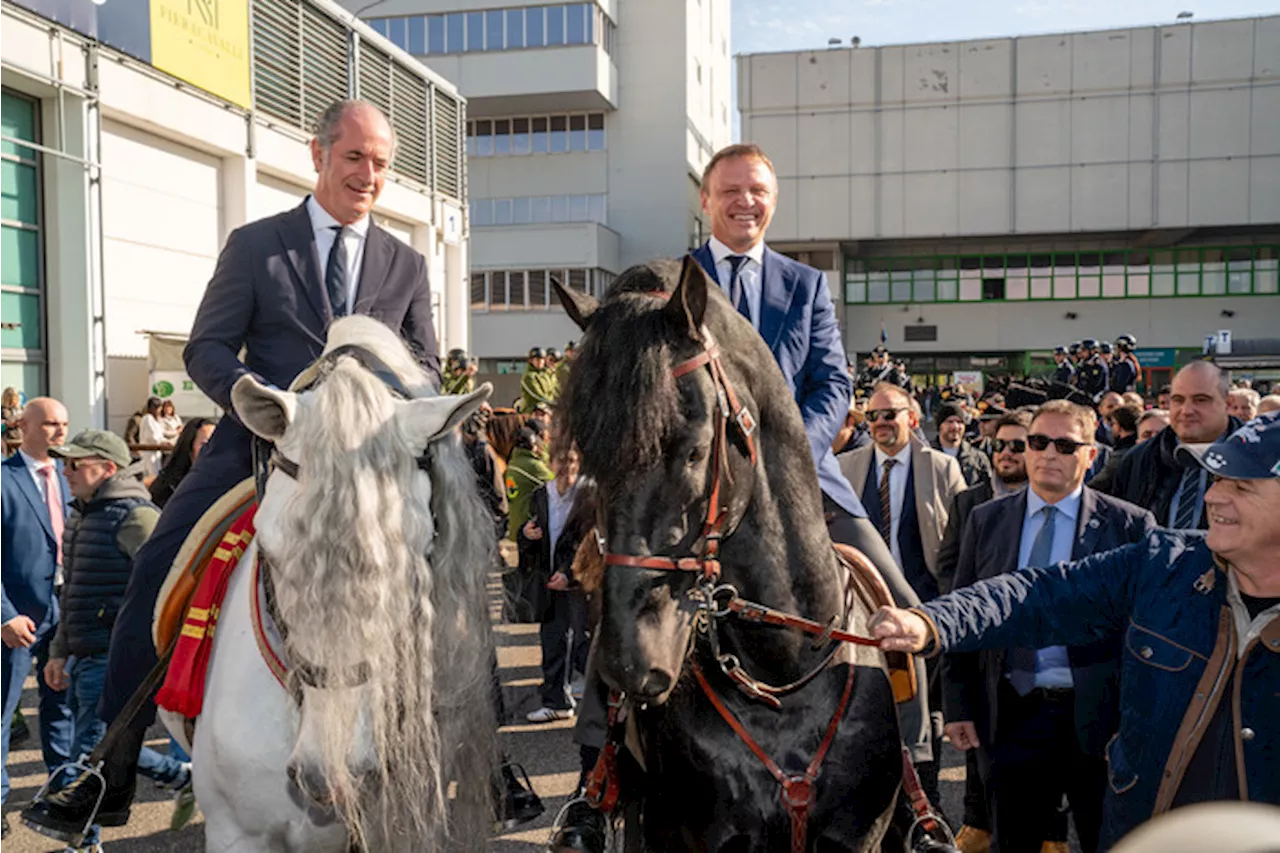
left=253, top=344, right=434, bottom=695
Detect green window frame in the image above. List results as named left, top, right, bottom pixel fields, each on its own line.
left=1, top=88, right=46, bottom=400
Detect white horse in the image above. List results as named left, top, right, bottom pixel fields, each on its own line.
left=159, top=316, right=498, bottom=852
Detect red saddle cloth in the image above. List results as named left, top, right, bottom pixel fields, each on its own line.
left=156, top=506, right=257, bottom=718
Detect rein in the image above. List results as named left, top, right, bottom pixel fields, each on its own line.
left=251, top=343, right=432, bottom=695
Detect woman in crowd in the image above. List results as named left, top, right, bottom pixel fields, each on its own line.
left=158, top=400, right=184, bottom=444
left=135, top=397, right=171, bottom=478
left=149, top=417, right=217, bottom=509
left=2, top=387, right=23, bottom=455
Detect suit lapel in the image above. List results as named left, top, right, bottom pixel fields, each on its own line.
left=353, top=224, right=392, bottom=314
left=280, top=201, right=330, bottom=326
left=848, top=448, right=872, bottom=507
left=911, top=442, right=935, bottom=538
left=692, top=244, right=717, bottom=284
left=759, top=247, right=799, bottom=353
left=1073, top=487, right=1105, bottom=560
left=993, top=492, right=1027, bottom=578
left=6, top=454, right=57, bottom=542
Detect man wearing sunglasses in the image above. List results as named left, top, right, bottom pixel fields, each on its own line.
left=929, top=401, right=1155, bottom=853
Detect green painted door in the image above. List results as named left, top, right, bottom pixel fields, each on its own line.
left=1, top=89, right=45, bottom=401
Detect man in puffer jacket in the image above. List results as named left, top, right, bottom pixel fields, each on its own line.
left=41, top=431, right=190, bottom=840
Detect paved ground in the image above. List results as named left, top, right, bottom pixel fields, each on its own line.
left=2, top=539, right=1068, bottom=851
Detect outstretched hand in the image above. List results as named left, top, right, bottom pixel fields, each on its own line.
left=869, top=606, right=931, bottom=653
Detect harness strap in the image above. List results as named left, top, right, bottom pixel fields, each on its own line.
left=584, top=692, right=626, bottom=814
left=900, top=746, right=941, bottom=836
left=724, top=597, right=882, bottom=648
left=691, top=660, right=856, bottom=853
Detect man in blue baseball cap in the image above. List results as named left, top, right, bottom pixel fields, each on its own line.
left=869, top=411, right=1280, bottom=851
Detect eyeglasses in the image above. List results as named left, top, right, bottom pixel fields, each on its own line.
left=1026, top=434, right=1091, bottom=454
left=65, top=458, right=108, bottom=472
left=991, top=438, right=1027, bottom=454
left=865, top=408, right=907, bottom=423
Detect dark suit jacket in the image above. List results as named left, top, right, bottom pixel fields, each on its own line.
left=936, top=479, right=997, bottom=595
left=1, top=453, right=72, bottom=627
left=692, top=243, right=863, bottom=516
left=942, top=487, right=1156, bottom=756
left=185, top=199, right=441, bottom=414
left=516, top=483, right=592, bottom=622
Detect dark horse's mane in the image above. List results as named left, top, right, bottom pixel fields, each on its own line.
left=560, top=260, right=689, bottom=486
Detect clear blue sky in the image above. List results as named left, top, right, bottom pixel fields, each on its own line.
left=732, top=0, right=1277, bottom=56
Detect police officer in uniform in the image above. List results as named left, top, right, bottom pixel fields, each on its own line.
left=1075, top=338, right=1110, bottom=400
left=443, top=355, right=476, bottom=395
left=555, top=341, right=576, bottom=389
left=519, top=347, right=557, bottom=413
left=1067, top=342, right=1083, bottom=376
left=1051, top=346, right=1075, bottom=386
left=1109, top=334, right=1140, bottom=393
left=1097, top=340, right=1113, bottom=368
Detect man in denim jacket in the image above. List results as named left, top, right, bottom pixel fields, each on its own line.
left=870, top=411, right=1280, bottom=850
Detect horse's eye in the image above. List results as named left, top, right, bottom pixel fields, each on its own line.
left=687, top=446, right=706, bottom=464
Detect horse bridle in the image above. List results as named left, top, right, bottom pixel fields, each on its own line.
left=601, top=325, right=758, bottom=583
left=253, top=344, right=434, bottom=693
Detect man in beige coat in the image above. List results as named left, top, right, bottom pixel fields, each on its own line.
left=840, top=380, right=967, bottom=809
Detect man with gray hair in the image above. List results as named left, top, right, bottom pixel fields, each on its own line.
left=24, top=99, right=443, bottom=840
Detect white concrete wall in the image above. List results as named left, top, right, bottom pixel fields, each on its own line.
left=2, top=2, right=469, bottom=433
left=471, top=221, right=619, bottom=271
left=740, top=15, right=1280, bottom=242
left=843, top=295, right=1277, bottom=355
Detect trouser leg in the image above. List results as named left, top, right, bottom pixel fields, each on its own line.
left=539, top=591, right=573, bottom=711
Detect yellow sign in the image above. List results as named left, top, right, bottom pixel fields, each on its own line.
left=149, top=0, right=251, bottom=109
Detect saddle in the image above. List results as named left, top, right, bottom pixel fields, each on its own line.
left=833, top=542, right=917, bottom=704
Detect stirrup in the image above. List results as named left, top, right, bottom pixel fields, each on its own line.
left=906, top=811, right=958, bottom=853
left=546, top=791, right=612, bottom=853
left=26, top=756, right=108, bottom=847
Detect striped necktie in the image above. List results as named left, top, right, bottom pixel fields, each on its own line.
left=1172, top=466, right=1203, bottom=529
left=326, top=225, right=350, bottom=318
left=877, top=458, right=896, bottom=543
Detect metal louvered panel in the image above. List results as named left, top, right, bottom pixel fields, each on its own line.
left=390, top=63, right=429, bottom=186
left=301, top=4, right=349, bottom=133
left=253, top=0, right=302, bottom=127
left=432, top=88, right=461, bottom=200
left=357, top=43, right=392, bottom=117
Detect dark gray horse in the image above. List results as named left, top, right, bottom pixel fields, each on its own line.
left=555, top=257, right=906, bottom=852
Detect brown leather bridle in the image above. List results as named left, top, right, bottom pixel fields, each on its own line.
left=600, top=324, right=757, bottom=583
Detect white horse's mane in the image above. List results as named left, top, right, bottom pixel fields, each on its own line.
left=268, top=316, right=497, bottom=850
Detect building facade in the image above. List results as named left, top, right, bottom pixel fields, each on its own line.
left=1, top=0, right=469, bottom=435
left=350, top=0, right=732, bottom=402
left=738, top=15, right=1280, bottom=390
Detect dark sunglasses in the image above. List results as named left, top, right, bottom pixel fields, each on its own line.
left=991, top=438, right=1027, bottom=454
left=865, top=408, right=907, bottom=423
left=1026, top=434, right=1091, bottom=454
left=65, top=458, right=108, bottom=472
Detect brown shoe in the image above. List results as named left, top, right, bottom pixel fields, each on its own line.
left=954, top=825, right=991, bottom=853
left=1040, top=843, right=1070, bottom=853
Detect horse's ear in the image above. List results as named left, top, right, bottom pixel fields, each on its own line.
left=552, top=274, right=598, bottom=330
left=398, top=383, right=494, bottom=448
left=665, top=254, right=709, bottom=334
left=232, top=375, right=298, bottom=442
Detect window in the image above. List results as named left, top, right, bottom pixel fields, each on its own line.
left=506, top=8, right=525, bottom=48
left=566, top=3, right=588, bottom=44
left=568, top=114, right=587, bottom=151
left=470, top=272, right=487, bottom=309
left=471, top=267, right=613, bottom=310
left=1, top=89, right=46, bottom=398
left=474, top=119, right=493, bottom=156
left=408, top=16, right=425, bottom=53
left=485, top=9, right=504, bottom=50
left=512, top=118, right=531, bottom=154
left=588, top=113, right=605, bottom=150
left=526, top=6, right=545, bottom=47
left=466, top=112, right=605, bottom=159
left=388, top=17, right=407, bottom=50
left=428, top=15, right=445, bottom=53
left=470, top=194, right=607, bottom=226
left=531, top=116, right=549, bottom=153
left=445, top=13, right=464, bottom=52
left=466, top=11, right=484, bottom=51
left=549, top=115, right=568, bottom=152
left=547, top=4, right=565, bottom=44
left=493, top=119, right=510, bottom=155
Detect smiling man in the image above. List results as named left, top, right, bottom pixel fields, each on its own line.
left=24, top=99, right=443, bottom=840
left=870, top=411, right=1280, bottom=851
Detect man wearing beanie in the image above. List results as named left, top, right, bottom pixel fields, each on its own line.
left=932, top=401, right=992, bottom=487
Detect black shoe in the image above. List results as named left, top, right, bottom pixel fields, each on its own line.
left=10, top=710, right=30, bottom=748
left=497, top=762, right=544, bottom=828
left=550, top=799, right=607, bottom=853
left=20, top=770, right=133, bottom=845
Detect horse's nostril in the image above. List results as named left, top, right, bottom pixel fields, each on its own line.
left=639, top=668, right=672, bottom=698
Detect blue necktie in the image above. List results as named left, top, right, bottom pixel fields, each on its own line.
left=326, top=225, right=350, bottom=318
left=726, top=255, right=750, bottom=322
left=1172, top=466, right=1202, bottom=529
left=1008, top=505, right=1057, bottom=696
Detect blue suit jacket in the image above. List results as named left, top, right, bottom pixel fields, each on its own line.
left=692, top=243, right=864, bottom=517
left=942, top=486, right=1157, bottom=756
left=2, top=453, right=71, bottom=627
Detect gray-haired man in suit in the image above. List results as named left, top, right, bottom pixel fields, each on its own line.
left=25, top=99, right=442, bottom=839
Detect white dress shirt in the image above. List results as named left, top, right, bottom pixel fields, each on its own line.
left=708, top=235, right=765, bottom=328
left=1019, top=484, right=1082, bottom=689
left=307, top=195, right=371, bottom=315
left=546, top=479, right=579, bottom=560
left=872, top=444, right=912, bottom=568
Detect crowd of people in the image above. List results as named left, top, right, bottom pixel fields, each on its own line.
left=2, top=394, right=217, bottom=847
left=3, top=99, right=1275, bottom=853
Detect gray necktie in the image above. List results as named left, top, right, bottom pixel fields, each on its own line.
left=1008, top=505, right=1057, bottom=696
left=326, top=225, right=350, bottom=318
left=1172, top=466, right=1202, bottom=529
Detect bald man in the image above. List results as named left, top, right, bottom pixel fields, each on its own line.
left=2, top=398, right=74, bottom=821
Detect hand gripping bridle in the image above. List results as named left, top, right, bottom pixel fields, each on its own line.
left=600, top=325, right=757, bottom=582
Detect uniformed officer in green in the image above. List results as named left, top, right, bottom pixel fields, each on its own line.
left=519, top=347, right=558, bottom=413
left=442, top=347, right=467, bottom=394
left=554, top=341, right=576, bottom=389
left=443, top=355, right=476, bottom=395
left=505, top=421, right=554, bottom=541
